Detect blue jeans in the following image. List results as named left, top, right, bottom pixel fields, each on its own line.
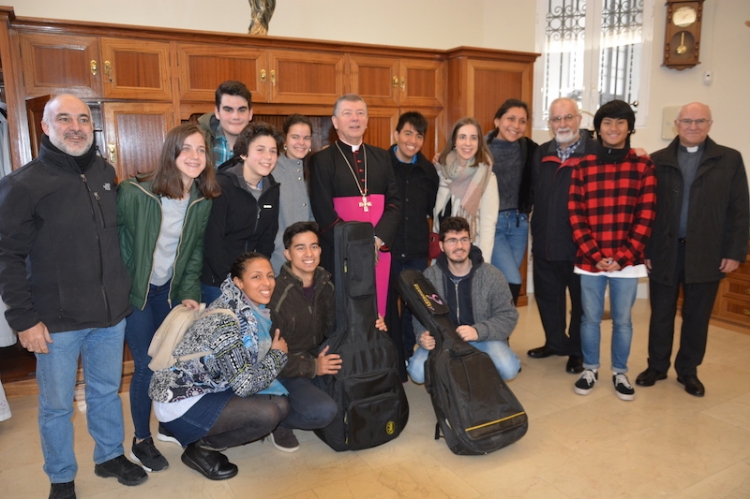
left=407, top=339, right=520, bottom=383
left=579, top=274, right=639, bottom=373
left=277, top=376, right=337, bottom=430
left=125, top=282, right=172, bottom=440
left=491, top=210, right=528, bottom=285
left=201, top=283, right=222, bottom=305
left=36, top=319, right=127, bottom=483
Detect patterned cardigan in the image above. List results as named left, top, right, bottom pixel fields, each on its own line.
left=149, top=277, right=287, bottom=403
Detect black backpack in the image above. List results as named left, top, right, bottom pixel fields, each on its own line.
left=399, top=269, right=528, bottom=455
left=314, top=222, right=409, bottom=451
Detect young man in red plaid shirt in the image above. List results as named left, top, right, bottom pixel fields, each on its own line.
left=568, top=100, right=656, bottom=401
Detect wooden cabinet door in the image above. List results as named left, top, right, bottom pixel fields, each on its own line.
left=19, top=32, right=102, bottom=98
left=102, top=102, right=174, bottom=181
left=398, top=59, right=445, bottom=108
left=465, top=59, right=533, bottom=134
left=177, top=44, right=269, bottom=103
left=363, top=107, right=399, bottom=150
left=267, top=50, right=344, bottom=105
left=100, top=38, right=172, bottom=100
left=348, top=55, right=400, bottom=107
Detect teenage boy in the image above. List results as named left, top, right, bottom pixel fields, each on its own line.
left=568, top=100, right=656, bottom=401
left=198, top=80, right=253, bottom=167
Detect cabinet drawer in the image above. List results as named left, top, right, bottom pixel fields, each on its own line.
left=716, top=297, right=750, bottom=327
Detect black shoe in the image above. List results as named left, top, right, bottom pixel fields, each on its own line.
left=677, top=375, right=705, bottom=397
left=635, top=367, right=667, bottom=387
left=269, top=427, right=300, bottom=453
left=94, top=455, right=148, bottom=486
left=565, top=356, right=584, bottom=374
left=157, top=423, right=182, bottom=447
left=49, top=481, right=76, bottom=499
left=181, top=442, right=238, bottom=480
left=527, top=345, right=562, bottom=358
left=131, top=436, right=169, bottom=472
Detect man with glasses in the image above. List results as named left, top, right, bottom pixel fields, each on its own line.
left=527, top=97, right=597, bottom=374
left=636, top=102, right=749, bottom=397
left=406, top=216, right=520, bottom=383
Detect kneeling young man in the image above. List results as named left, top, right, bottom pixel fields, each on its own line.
left=407, top=216, right=520, bottom=382
left=268, top=222, right=339, bottom=452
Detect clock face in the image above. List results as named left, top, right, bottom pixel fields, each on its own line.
left=673, top=5, right=697, bottom=28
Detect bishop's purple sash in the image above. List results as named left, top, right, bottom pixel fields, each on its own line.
left=333, top=194, right=390, bottom=317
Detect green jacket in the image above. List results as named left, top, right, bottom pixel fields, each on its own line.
left=117, top=178, right=212, bottom=310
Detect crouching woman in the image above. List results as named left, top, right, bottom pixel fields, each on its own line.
left=149, top=252, right=289, bottom=480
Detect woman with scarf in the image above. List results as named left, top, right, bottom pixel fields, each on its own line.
left=433, top=117, right=498, bottom=260
left=149, top=252, right=289, bottom=481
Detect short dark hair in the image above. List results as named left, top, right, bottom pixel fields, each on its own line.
left=594, top=99, right=635, bottom=146
left=439, top=216, right=471, bottom=241
left=283, top=221, right=320, bottom=249
left=396, top=111, right=428, bottom=136
left=232, top=122, right=284, bottom=160
left=230, top=252, right=270, bottom=280
left=151, top=123, right=221, bottom=200
left=215, top=80, right=252, bottom=109
left=282, top=114, right=313, bottom=136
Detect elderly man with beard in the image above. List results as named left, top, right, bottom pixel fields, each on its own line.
left=527, top=97, right=598, bottom=375
left=0, top=94, right=145, bottom=499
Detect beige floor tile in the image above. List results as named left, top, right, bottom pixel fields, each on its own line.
left=3, top=299, right=750, bottom=499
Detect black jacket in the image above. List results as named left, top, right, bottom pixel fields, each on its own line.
left=270, top=263, right=335, bottom=378
left=0, top=141, right=131, bottom=333
left=531, top=133, right=598, bottom=262
left=389, top=147, right=439, bottom=260
left=645, top=136, right=749, bottom=285
left=201, top=164, right=280, bottom=286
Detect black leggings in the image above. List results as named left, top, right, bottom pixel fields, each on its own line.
left=201, top=394, right=289, bottom=450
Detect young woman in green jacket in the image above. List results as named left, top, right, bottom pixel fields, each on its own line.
left=117, top=123, right=221, bottom=473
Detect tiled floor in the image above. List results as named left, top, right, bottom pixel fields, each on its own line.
left=2, top=298, right=750, bottom=498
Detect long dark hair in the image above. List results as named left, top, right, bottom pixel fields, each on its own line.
left=151, top=123, right=221, bottom=199
left=486, top=99, right=529, bottom=142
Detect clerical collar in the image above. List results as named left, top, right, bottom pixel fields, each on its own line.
left=338, top=139, right=362, bottom=152
left=679, top=143, right=704, bottom=154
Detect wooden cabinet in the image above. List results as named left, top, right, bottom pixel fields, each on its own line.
left=267, top=50, right=345, bottom=105
left=711, top=247, right=750, bottom=329
left=99, top=38, right=172, bottom=100
left=349, top=55, right=444, bottom=108
left=177, top=43, right=270, bottom=102
left=20, top=33, right=171, bottom=101
left=446, top=48, right=537, bottom=134
left=20, top=32, right=102, bottom=98
left=102, top=102, right=175, bottom=181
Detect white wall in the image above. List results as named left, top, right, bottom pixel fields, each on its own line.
left=10, top=0, right=749, bottom=161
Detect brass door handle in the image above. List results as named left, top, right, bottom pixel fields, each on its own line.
left=90, top=60, right=98, bottom=76
left=400, top=76, right=405, bottom=91
left=104, top=61, right=112, bottom=81
left=392, top=76, right=399, bottom=88
left=743, top=309, right=750, bottom=316
left=270, top=70, right=276, bottom=85
left=108, top=144, right=117, bottom=164
left=260, top=69, right=266, bottom=82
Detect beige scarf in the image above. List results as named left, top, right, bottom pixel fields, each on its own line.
left=438, top=151, right=493, bottom=241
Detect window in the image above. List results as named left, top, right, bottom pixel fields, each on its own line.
left=533, top=0, right=654, bottom=129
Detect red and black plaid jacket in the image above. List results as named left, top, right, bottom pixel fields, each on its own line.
left=568, top=149, right=657, bottom=272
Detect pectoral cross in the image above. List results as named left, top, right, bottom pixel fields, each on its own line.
left=359, top=194, right=372, bottom=213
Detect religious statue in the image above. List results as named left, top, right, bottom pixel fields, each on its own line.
left=248, top=0, right=276, bottom=35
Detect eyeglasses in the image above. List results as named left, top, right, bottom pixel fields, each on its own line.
left=549, top=114, right=580, bottom=124
left=443, top=237, right=471, bottom=246
left=677, top=118, right=712, bottom=127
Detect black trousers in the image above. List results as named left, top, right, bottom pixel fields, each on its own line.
left=647, top=243, right=720, bottom=377
left=201, top=394, right=289, bottom=450
left=532, top=257, right=583, bottom=356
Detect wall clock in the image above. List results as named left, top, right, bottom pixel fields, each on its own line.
left=663, top=0, right=705, bottom=70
